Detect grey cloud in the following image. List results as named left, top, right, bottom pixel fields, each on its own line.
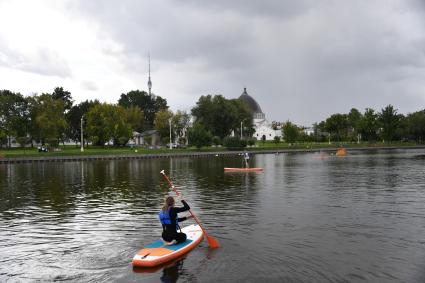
left=69, top=0, right=256, bottom=67
left=68, top=0, right=425, bottom=125
left=80, top=80, right=98, bottom=91
left=184, top=0, right=316, bottom=19
left=0, top=40, right=71, bottom=78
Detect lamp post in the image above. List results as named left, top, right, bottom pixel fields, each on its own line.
left=80, top=115, right=84, bottom=152
left=169, top=118, right=172, bottom=150
left=241, top=121, right=243, bottom=139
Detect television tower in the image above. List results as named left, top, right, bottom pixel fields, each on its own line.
left=147, top=53, right=153, bottom=98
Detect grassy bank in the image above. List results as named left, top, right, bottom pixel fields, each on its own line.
left=0, top=141, right=423, bottom=159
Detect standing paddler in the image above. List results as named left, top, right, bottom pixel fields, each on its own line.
left=243, top=151, right=250, bottom=168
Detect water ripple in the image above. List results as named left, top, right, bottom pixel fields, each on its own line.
left=1, top=150, right=425, bottom=282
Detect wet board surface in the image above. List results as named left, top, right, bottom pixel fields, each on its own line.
left=224, top=167, right=263, bottom=172
left=132, top=224, right=204, bottom=267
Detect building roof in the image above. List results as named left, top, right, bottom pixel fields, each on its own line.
left=140, top=130, right=159, bottom=137
left=238, top=88, right=263, bottom=114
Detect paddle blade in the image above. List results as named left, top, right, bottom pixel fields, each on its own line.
left=207, top=235, right=220, bottom=249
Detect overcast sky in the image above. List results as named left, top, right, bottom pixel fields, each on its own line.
left=1, top=0, right=425, bottom=126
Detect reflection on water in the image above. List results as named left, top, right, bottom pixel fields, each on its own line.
left=1, top=149, right=425, bottom=282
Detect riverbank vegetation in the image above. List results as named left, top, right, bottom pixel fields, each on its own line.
left=0, top=141, right=423, bottom=159
left=1, top=87, right=425, bottom=155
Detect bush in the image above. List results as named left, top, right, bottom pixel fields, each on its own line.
left=118, top=137, right=128, bottom=146
left=212, top=136, right=221, bottom=146
left=188, top=124, right=213, bottom=149
left=178, top=137, right=186, bottom=145
left=223, top=136, right=247, bottom=149
left=16, top=136, right=30, bottom=148
left=46, top=138, right=58, bottom=148
left=90, top=136, right=99, bottom=146
left=0, top=132, right=7, bottom=148
left=246, top=137, right=256, bottom=146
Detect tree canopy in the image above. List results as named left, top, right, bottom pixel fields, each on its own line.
left=118, top=90, right=167, bottom=130
left=86, top=103, right=134, bottom=146
left=191, top=95, right=254, bottom=139
left=32, top=93, right=67, bottom=145
left=282, top=121, right=299, bottom=144
left=0, top=90, right=29, bottom=146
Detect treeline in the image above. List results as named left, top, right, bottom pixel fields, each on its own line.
left=0, top=89, right=255, bottom=148
left=4, top=86, right=422, bottom=149
left=0, top=88, right=179, bottom=147
left=283, top=106, right=425, bottom=144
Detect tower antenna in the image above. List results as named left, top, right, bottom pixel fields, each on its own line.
left=148, top=53, right=153, bottom=97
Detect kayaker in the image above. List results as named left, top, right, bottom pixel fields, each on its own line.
left=159, top=195, right=192, bottom=245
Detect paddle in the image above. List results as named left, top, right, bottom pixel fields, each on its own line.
left=160, top=170, right=220, bottom=249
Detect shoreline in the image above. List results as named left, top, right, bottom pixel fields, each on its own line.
left=1, top=145, right=425, bottom=164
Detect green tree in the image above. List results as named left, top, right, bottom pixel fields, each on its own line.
left=86, top=103, right=133, bottom=146
left=191, top=95, right=231, bottom=139
left=67, top=100, right=100, bottom=146
left=125, top=105, right=144, bottom=133
left=282, top=121, right=299, bottom=144
left=187, top=123, right=212, bottom=148
left=118, top=90, right=168, bottom=130
left=312, top=121, right=328, bottom=142
left=347, top=108, right=362, bottom=141
left=406, top=110, right=425, bottom=142
left=33, top=94, right=67, bottom=145
left=378, top=104, right=400, bottom=143
left=395, top=114, right=407, bottom=141
left=52, top=87, right=73, bottom=111
left=325, top=113, right=349, bottom=141
left=154, top=109, right=173, bottom=142
left=0, top=90, right=30, bottom=147
left=172, top=110, right=191, bottom=142
left=191, top=95, right=254, bottom=139
left=358, top=108, right=378, bottom=142
left=0, top=128, right=6, bottom=148
left=232, top=98, right=255, bottom=138
left=111, top=106, right=133, bottom=146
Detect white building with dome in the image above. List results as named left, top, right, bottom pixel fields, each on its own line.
left=239, top=88, right=282, bottom=141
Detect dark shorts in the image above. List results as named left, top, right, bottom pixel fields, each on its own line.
left=162, top=231, right=187, bottom=243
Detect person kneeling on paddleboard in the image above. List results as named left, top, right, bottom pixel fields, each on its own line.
left=159, top=196, right=192, bottom=245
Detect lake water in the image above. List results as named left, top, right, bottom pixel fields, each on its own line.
left=1, top=149, right=425, bottom=282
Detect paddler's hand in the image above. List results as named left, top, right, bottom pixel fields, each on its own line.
left=176, top=194, right=183, bottom=202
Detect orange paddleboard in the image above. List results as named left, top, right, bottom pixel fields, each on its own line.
left=224, top=167, right=263, bottom=172
left=132, top=224, right=203, bottom=267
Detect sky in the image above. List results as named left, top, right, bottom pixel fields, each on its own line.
left=1, top=0, right=425, bottom=126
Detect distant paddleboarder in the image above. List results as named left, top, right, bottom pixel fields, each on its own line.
left=159, top=196, right=193, bottom=245
left=243, top=151, right=250, bottom=168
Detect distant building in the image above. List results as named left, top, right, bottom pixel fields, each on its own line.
left=239, top=88, right=282, bottom=141
left=129, top=130, right=160, bottom=147
left=303, top=127, right=314, bottom=136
